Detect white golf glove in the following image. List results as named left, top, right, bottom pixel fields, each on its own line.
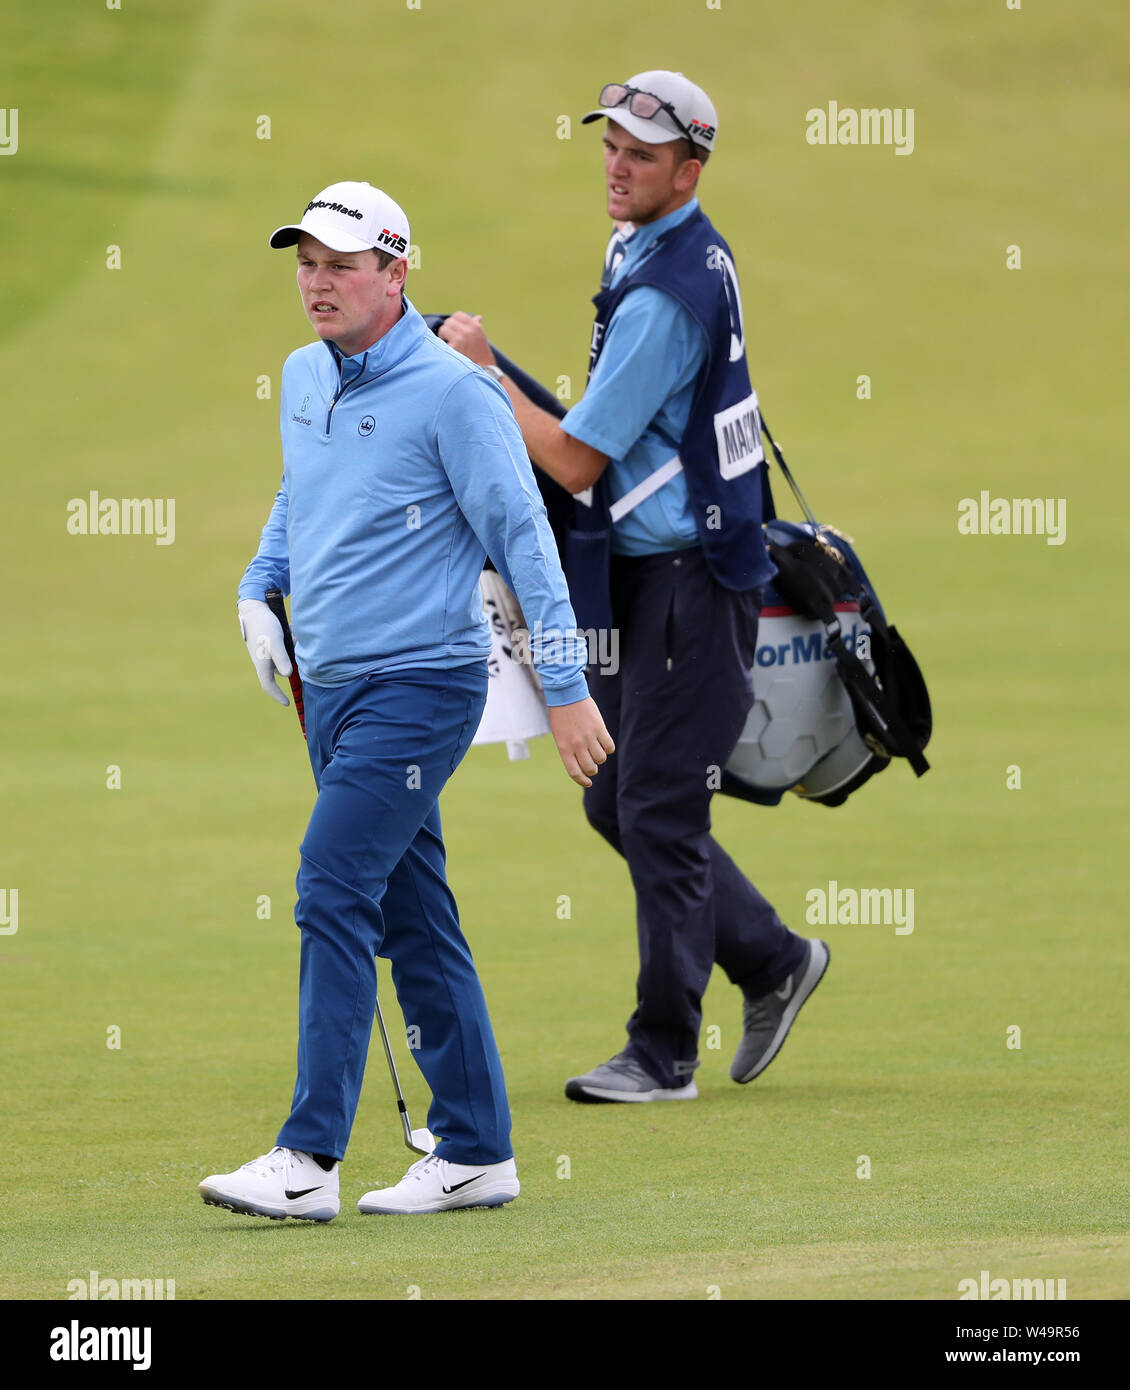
left=237, top=598, right=293, bottom=706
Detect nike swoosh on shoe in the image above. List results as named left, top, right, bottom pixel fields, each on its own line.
left=284, top=1186, right=323, bottom=1199
left=773, top=978, right=795, bottom=1000
left=442, top=1174, right=485, bottom=1195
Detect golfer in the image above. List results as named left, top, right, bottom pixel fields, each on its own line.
left=199, top=180, right=613, bottom=1219
left=440, top=73, right=828, bottom=1103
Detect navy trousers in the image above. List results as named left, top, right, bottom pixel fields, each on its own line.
left=275, top=662, right=513, bottom=1166
left=582, top=548, right=806, bottom=1088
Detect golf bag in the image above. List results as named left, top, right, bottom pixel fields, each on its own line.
left=423, top=316, right=931, bottom=806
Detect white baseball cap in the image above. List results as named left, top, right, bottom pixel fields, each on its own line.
left=581, top=70, right=718, bottom=152
left=268, top=180, right=411, bottom=258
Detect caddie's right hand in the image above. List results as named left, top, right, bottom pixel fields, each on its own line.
left=237, top=598, right=292, bottom=706
left=437, top=312, right=495, bottom=368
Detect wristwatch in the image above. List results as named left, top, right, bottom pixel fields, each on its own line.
left=483, top=363, right=506, bottom=383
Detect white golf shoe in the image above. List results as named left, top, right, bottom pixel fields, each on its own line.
left=358, top=1153, right=519, bottom=1215
left=199, top=1146, right=340, bottom=1222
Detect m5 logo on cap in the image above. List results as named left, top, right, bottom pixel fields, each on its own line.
left=376, top=227, right=407, bottom=254
left=688, top=119, right=715, bottom=142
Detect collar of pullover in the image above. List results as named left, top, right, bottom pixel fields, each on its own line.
left=323, top=295, right=429, bottom=385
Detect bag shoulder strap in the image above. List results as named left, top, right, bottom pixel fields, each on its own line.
left=758, top=412, right=820, bottom=529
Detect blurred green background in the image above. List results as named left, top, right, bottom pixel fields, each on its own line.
left=1, top=0, right=1126, bottom=1300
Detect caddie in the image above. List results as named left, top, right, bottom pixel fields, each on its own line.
left=440, top=73, right=829, bottom=1103
left=199, top=180, right=613, bottom=1219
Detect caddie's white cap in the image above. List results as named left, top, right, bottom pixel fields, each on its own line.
left=268, top=180, right=411, bottom=258
left=581, top=70, right=718, bottom=152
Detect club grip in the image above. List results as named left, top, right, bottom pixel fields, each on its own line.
left=263, top=588, right=295, bottom=663
left=263, top=588, right=307, bottom=738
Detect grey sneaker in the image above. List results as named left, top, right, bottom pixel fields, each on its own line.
left=565, top=1051, right=699, bottom=1103
left=730, top=939, right=830, bottom=1083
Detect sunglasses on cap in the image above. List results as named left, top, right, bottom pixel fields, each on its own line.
left=596, top=83, right=700, bottom=156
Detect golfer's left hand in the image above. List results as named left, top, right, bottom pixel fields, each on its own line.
left=548, top=698, right=615, bottom=788
left=438, top=312, right=495, bottom=368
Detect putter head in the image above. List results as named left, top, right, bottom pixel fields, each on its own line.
left=408, top=1127, right=436, bottom=1156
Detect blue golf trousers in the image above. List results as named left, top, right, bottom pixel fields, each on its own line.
left=274, top=662, right=513, bottom=1166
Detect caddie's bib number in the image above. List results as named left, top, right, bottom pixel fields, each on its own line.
left=714, top=392, right=764, bottom=480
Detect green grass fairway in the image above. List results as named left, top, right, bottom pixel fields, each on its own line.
left=1, top=0, right=1127, bottom=1303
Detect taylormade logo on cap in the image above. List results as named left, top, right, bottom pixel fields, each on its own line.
left=268, top=181, right=411, bottom=257
left=305, top=198, right=364, bottom=220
